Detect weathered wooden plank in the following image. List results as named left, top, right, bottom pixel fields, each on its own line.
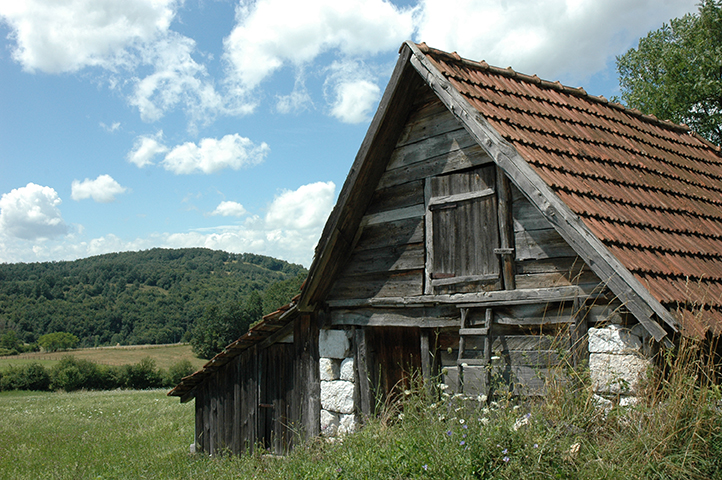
left=497, top=166, right=516, bottom=290
left=513, top=196, right=554, bottom=232
left=388, top=127, right=477, bottom=171
left=328, top=269, right=424, bottom=301
left=515, top=256, right=588, bottom=275
left=354, top=216, right=424, bottom=252
left=428, top=187, right=495, bottom=208
left=361, top=204, right=424, bottom=226
left=326, top=285, right=593, bottom=308
left=366, top=180, right=424, bottom=216
left=514, top=270, right=601, bottom=290
left=330, top=305, right=459, bottom=328
left=395, top=101, right=464, bottom=147
left=354, top=327, right=372, bottom=419
left=514, top=227, right=577, bottom=261
left=339, top=243, right=425, bottom=277
left=378, top=143, right=493, bottom=189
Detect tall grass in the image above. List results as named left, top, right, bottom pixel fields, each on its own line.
left=1, top=339, right=720, bottom=479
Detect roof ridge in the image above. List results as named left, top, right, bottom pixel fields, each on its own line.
left=414, top=42, right=710, bottom=140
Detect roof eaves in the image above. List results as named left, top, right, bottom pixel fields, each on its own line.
left=167, top=301, right=299, bottom=399
left=406, top=41, right=678, bottom=342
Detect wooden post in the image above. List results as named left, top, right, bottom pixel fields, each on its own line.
left=495, top=166, right=515, bottom=290
left=483, top=308, right=493, bottom=396
left=570, top=297, right=589, bottom=368
left=354, top=327, right=372, bottom=420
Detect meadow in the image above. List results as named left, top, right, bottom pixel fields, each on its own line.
left=0, top=343, right=207, bottom=371
left=1, top=340, right=721, bottom=479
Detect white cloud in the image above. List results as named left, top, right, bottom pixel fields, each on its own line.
left=100, top=121, right=121, bottom=132
left=71, top=174, right=127, bottom=203
left=0, top=183, right=68, bottom=240
left=265, top=181, right=335, bottom=230
left=0, top=0, right=176, bottom=73
left=161, top=134, right=269, bottom=174
left=211, top=201, right=247, bottom=217
left=0, top=181, right=337, bottom=266
left=223, top=0, right=415, bottom=91
left=414, top=0, right=699, bottom=82
left=127, top=131, right=168, bottom=167
left=129, top=32, right=226, bottom=125
left=276, top=87, right=313, bottom=115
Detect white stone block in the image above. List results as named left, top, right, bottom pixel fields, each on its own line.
left=590, top=353, right=650, bottom=394
left=320, top=409, right=339, bottom=436
left=588, top=325, right=642, bottom=354
left=319, top=329, right=350, bottom=359
left=319, top=357, right=340, bottom=381
left=338, top=414, right=356, bottom=435
left=339, top=357, right=355, bottom=381
left=321, top=380, right=355, bottom=414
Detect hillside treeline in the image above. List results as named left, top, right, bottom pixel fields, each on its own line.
left=0, top=248, right=306, bottom=356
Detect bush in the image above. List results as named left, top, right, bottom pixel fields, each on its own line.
left=50, top=356, right=122, bottom=391
left=121, top=357, right=164, bottom=390
left=38, top=332, right=79, bottom=352
left=165, top=359, right=195, bottom=387
left=0, top=347, right=18, bottom=356
left=0, top=363, right=50, bottom=391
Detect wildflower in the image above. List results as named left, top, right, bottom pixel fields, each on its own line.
left=404, top=389, right=412, bottom=396
left=503, top=456, right=510, bottom=463
left=478, top=394, right=488, bottom=402
left=459, top=418, right=465, bottom=424
left=533, top=443, right=539, bottom=449
left=447, top=430, right=453, bottom=436
left=502, top=448, right=508, bottom=454
left=422, top=464, right=428, bottom=471
left=398, top=413, right=404, bottom=421
left=463, top=424, right=468, bottom=429
left=460, top=440, right=465, bottom=446
left=513, top=414, right=531, bottom=431
left=462, top=433, right=467, bottom=438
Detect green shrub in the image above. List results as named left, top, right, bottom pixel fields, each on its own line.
left=121, top=357, right=164, bottom=389
left=50, top=356, right=122, bottom=391
left=0, top=347, right=18, bottom=356
left=0, top=363, right=50, bottom=391
left=164, top=359, right=195, bottom=387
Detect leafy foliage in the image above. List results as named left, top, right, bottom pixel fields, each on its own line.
left=0, top=248, right=306, bottom=354
left=616, top=0, right=722, bottom=145
left=38, top=332, right=79, bottom=352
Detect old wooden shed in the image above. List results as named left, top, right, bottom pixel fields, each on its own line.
left=169, top=42, right=722, bottom=455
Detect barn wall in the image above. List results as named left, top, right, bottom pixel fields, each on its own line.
left=193, top=314, right=320, bottom=456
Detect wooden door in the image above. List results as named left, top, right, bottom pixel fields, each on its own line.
left=258, top=342, right=294, bottom=454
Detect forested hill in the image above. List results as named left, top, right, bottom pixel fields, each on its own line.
left=0, top=248, right=306, bottom=352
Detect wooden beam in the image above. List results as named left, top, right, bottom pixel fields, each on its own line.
left=496, top=166, right=516, bottom=290
left=354, top=328, right=372, bottom=419
left=331, top=308, right=459, bottom=328
left=326, top=285, right=593, bottom=309
left=405, top=41, right=674, bottom=341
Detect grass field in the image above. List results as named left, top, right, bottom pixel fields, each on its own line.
left=0, top=344, right=207, bottom=371
left=1, top=340, right=720, bottom=479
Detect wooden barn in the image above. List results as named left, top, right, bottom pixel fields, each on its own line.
left=169, top=41, right=722, bottom=455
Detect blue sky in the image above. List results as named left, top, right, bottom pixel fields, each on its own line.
left=0, top=0, right=699, bottom=267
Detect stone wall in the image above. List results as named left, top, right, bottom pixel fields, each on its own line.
left=319, top=329, right=356, bottom=436
left=588, top=324, right=651, bottom=405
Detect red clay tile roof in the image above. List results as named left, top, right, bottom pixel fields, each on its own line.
left=417, top=43, right=722, bottom=337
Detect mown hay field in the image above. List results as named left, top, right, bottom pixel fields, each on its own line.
left=0, top=343, right=206, bottom=371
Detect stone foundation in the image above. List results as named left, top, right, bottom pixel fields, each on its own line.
left=319, top=329, right=356, bottom=436
left=588, top=324, right=651, bottom=402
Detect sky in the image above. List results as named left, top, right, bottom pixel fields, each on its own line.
left=0, top=0, right=700, bottom=267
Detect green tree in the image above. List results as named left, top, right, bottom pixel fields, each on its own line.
left=38, top=332, right=79, bottom=352
left=616, top=1, right=722, bottom=145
